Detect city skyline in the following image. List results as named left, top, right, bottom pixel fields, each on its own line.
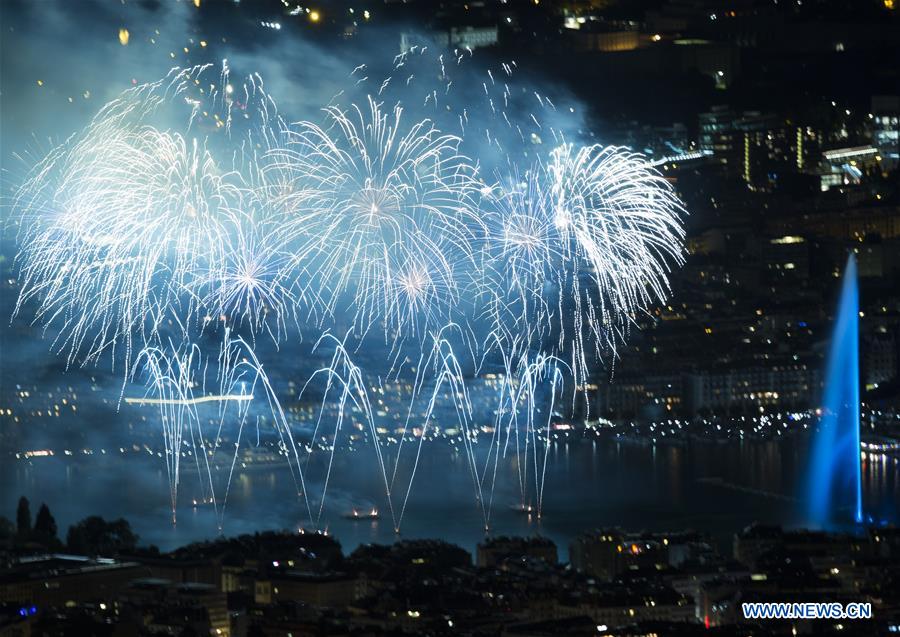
left=1, top=1, right=898, bottom=635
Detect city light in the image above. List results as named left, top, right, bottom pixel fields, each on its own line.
left=1, top=5, right=898, bottom=630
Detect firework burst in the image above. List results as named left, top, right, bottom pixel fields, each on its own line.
left=11, top=55, right=687, bottom=531
left=266, top=96, right=483, bottom=339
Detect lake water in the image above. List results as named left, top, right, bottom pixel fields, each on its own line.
left=3, top=436, right=897, bottom=559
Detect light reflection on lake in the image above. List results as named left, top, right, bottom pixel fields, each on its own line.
left=3, top=437, right=897, bottom=559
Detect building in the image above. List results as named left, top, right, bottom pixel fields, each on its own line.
left=764, top=234, right=810, bottom=280
left=476, top=536, right=558, bottom=568
left=0, top=554, right=148, bottom=608
left=118, top=579, right=230, bottom=637
left=872, top=95, right=899, bottom=167
left=820, top=145, right=883, bottom=191
left=570, top=530, right=668, bottom=580
left=685, top=363, right=821, bottom=414
left=864, top=330, right=898, bottom=389
left=256, top=571, right=367, bottom=607
left=699, top=108, right=818, bottom=190
left=597, top=361, right=821, bottom=418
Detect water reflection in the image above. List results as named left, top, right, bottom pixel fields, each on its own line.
left=3, top=436, right=896, bottom=559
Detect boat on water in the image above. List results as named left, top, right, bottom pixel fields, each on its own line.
left=509, top=503, right=534, bottom=514
left=343, top=507, right=380, bottom=520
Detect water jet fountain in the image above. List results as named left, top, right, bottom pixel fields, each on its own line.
left=807, top=253, right=863, bottom=527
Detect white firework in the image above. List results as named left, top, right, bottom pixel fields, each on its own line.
left=15, top=121, right=241, bottom=369
left=130, top=331, right=313, bottom=530
left=11, top=58, right=688, bottom=532
left=479, top=144, right=685, bottom=387
left=266, top=96, right=483, bottom=339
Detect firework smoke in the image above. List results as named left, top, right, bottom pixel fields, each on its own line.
left=11, top=54, right=685, bottom=531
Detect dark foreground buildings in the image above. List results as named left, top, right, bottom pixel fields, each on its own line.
left=1, top=524, right=898, bottom=636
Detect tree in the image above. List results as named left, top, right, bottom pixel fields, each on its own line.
left=66, top=516, right=138, bottom=556
left=0, top=516, right=14, bottom=543
left=34, top=503, right=59, bottom=545
left=16, top=497, right=31, bottom=537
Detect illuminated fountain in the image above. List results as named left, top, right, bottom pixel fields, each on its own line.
left=807, top=253, right=863, bottom=527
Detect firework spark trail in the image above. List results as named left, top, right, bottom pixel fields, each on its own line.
left=395, top=325, right=486, bottom=531
left=547, top=143, right=685, bottom=386
left=472, top=322, right=566, bottom=527
left=265, top=96, right=484, bottom=345
left=130, top=341, right=200, bottom=524
left=355, top=47, right=565, bottom=175
left=197, top=207, right=300, bottom=345
left=122, top=394, right=252, bottom=406
left=472, top=330, right=521, bottom=528
left=12, top=54, right=687, bottom=531
left=12, top=66, right=263, bottom=377
left=300, top=333, right=397, bottom=530
left=13, top=63, right=302, bottom=373
left=519, top=355, right=565, bottom=520
left=227, top=334, right=315, bottom=527
left=130, top=331, right=314, bottom=530
left=355, top=48, right=679, bottom=383
left=473, top=143, right=685, bottom=396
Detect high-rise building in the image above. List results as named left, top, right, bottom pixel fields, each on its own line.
left=872, top=95, right=899, bottom=168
